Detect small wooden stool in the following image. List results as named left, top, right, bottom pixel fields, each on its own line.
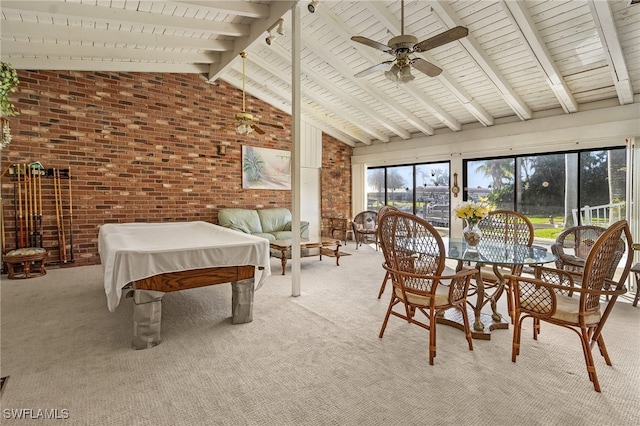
left=2, top=248, right=48, bottom=279
left=631, top=262, right=640, bottom=307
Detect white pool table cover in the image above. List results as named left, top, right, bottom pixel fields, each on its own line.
left=98, top=221, right=271, bottom=312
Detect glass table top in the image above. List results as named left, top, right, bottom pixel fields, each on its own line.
left=445, top=238, right=556, bottom=265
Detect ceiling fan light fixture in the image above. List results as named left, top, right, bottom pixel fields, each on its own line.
left=384, top=64, right=400, bottom=82
left=399, top=66, right=415, bottom=83
left=236, top=121, right=253, bottom=135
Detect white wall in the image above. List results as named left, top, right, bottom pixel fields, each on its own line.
left=300, top=121, right=322, bottom=237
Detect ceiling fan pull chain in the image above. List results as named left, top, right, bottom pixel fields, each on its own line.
left=241, top=51, right=247, bottom=112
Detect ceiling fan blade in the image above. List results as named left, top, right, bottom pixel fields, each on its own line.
left=258, top=121, right=285, bottom=130
left=411, top=58, right=442, bottom=77
left=251, top=124, right=265, bottom=135
left=354, top=61, right=394, bottom=78
left=414, top=26, right=469, bottom=52
left=351, top=36, right=392, bottom=53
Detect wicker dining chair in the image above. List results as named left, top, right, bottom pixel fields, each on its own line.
left=551, top=225, right=623, bottom=277
left=352, top=210, right=379, bottom=250
left=506, top=220, right=633, bottom=392
left=551, top=225, right=626, bottom=300
left=378, top=211, right=476, bottom=365
left=477, top=210, right=534, bottom=322
left=376, top=205, right=400, bottom=299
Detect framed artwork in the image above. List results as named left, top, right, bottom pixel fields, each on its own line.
left=242, top=145, right=291, bottom=190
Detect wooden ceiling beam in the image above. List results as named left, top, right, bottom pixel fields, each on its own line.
left=589, top=0, right=634, bottom=105
left=1, top=20, right=233, bottom=52
left=430, top=1, right=533, bottom=121
left=502, top=1, right=578, bottom=113
left=245, top=54, right=373, bottom=145
left=360, top=2, right=491, bottom=128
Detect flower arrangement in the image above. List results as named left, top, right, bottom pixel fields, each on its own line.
left=454, top=200, right=492, bottom=225
left=0, top=62, right=19, bottom=117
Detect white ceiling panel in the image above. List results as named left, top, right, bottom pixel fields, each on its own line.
left=1, top=0, right=639, bottom=146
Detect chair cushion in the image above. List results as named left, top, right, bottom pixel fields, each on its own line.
left=558, top=254, right=585, bottom=268
left=270, top=231, right=295, bottom=241
left=520, top=293, right=601, bottom=324
left=5, top=247, right=46, bottom=257
left=252, top=232, right=276, bottom=242
left=394, top=284, right=449, bottom=307
left=553, top=295, right=601, bottom=324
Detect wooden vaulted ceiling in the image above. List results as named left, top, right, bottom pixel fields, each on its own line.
left=1, top=1, right=639, bottom=147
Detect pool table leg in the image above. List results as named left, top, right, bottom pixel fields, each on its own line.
left=131, top=289, right=165, bottom=350
left=232, top=278, right=254, bottom=324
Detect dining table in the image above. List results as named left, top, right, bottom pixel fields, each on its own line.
left=440, top=237, right=557, bottom=339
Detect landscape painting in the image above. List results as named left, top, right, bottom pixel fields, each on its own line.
left=242, top=145, right=291, bottom=190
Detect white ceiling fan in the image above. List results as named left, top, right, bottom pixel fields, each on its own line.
left=351, top=0, right=469, bottom=83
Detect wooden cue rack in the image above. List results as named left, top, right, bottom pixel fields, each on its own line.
left=1, top=163, right=75, bottom=269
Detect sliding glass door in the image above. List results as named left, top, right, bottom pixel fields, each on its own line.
left=366, top=162, right=451, bottom=233
left=464, top=147, right=627, bottom=241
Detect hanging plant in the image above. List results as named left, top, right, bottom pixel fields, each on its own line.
left=0, top=61, right=20, bottom=117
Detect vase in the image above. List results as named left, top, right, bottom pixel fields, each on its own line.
left=463, top=219, right=482, bottom=252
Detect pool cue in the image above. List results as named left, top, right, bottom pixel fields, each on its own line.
left=25, top=167, right=30, bottom=247
left=17, top=164, right=24, bottom=248
left=13, top=183, right=18, bottom=249
left=0, top=167, right=8, bottom=257
left=25, top=167, right=30, bottom=246
left=37, top=169, right=43, bottom=247
left=28, top=167, right=35, bottom=247
left=32, top=167, right=37, bottom=247
left=57, top=168, right=67, bottom=263
left=53, top=168, right=63, bottom=262
left=30, top=167, right=37, bottom=247
left=23, top=165, right=29, bottom=247
left=68, top=167, right=74, bottom=261
left=1, top=193, right=5, bottom=257
left=26, top=164, right=32, bottom=246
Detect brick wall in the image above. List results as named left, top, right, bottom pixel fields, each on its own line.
left=321, top=133, right=352, bottom=238
left=1, top=70, right=352, bottom=267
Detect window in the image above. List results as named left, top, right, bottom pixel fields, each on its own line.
left=366, top=162, right=450, bottom=233
left=464, top=147, right=627, bottom=241
left=466, top=158, right=514, bottom=209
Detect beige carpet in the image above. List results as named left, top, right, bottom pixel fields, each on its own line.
left=1, top=243, right=639, bottom=425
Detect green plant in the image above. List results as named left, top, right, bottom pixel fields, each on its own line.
left=0, top=62, right=19, bottom=117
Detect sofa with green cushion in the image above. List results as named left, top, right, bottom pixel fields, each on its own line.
left=217, top=208, right=309, bottom=242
